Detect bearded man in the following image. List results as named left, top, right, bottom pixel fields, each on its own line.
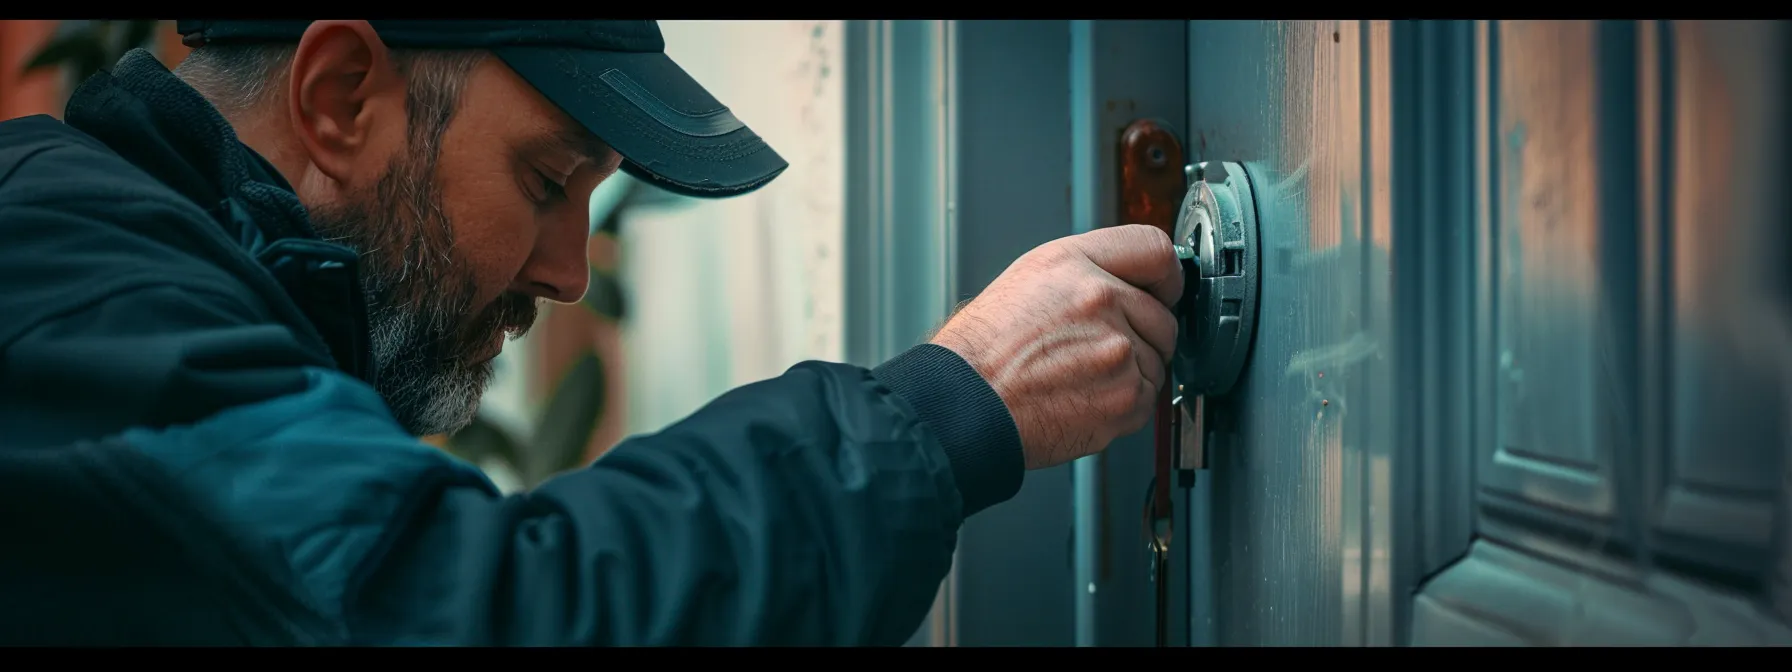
left=0, top=20, right=1183, bottom=645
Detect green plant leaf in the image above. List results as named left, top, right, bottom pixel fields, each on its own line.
left=525, top=350, right=608, bottom=486
left=22, top=21, right=163, bottom=82
left=22, top=30, right=105, bottom=76
left=444, top=412, right=524, bottom=471
left=582, top=268, right=628, bottom=321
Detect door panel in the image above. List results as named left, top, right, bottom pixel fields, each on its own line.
left=1409, top=20, right=1792, bottom=646
left=1653, top=20, right=1786, bottom=583
left=1481, top=20, right=1617, bottom=526
left=1472, top=19, right=1635, bottom=581
left=1176, top=18, right=1790, bottom=647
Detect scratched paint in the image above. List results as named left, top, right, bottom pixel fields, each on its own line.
left=1185, top=19, right=1397, bottom=646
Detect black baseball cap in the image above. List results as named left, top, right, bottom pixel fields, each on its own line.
left=175, top=20, right=787, bottom=199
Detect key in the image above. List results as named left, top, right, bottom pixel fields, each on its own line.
left=1153, top=538, right=1169, bottom=645
left=1177, top=392, right=1206, bottom=486
left=1143, top=472, right=1172, bottom=647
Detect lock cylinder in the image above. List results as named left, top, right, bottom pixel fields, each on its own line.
left=1170, top=161, right=1262, bottom=399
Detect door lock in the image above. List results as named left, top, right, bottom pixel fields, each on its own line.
left=1168, top=160, right=1263, bottom=485
left=1172, top=160, right=1261, bottom=400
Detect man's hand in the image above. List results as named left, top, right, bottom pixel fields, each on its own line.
left=930, top=224, right=1184, bottom=470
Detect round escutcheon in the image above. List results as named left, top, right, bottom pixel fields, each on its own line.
left=1170, top=161, right=1262, bottom=398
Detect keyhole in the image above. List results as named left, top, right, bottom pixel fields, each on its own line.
left=1146, top=145, right=1166, bottom=167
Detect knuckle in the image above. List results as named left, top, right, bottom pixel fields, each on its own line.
left=1130, top=378, right=1152, bottom=406
left=1080, top=226, right=1116, bottom=243
left=1139, top=347, right=1167, bottom=379
left=1094, top=332, right=1134, bottom=370
left=1151, top=305, right=1180, bottom=341
left=1010, top=246, right=1046, bottom=271
left=1075, top=281, right=1118, bottom=314
left=1007, top=250, right=1041, bottom=275
left=1021, top=249, right=1068, bottom=277
left=1034, top=239, right=1077, bottom=264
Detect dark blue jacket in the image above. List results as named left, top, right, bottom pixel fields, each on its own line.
left=0, top=49, right=1024, bottom=646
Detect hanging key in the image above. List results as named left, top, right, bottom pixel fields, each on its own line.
left=1176, top=391, right=1206, bottom=487
left=1142, top=471, right=1172, bottom=648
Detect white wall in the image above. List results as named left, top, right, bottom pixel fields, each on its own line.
left=617, top=20, right=847, bottom=435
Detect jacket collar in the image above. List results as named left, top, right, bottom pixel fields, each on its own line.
left=62, top=49, right=375, bottom=383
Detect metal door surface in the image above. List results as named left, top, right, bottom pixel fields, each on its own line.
left=1176, top=19, right=1792, bottom=646
left=1177, top=19, right=1399, bottom=645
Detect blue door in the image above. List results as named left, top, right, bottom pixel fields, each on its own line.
left=847, top=19, right=1792, bottom=646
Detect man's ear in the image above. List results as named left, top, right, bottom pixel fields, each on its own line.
left=285, top=20, right=405, bottom=188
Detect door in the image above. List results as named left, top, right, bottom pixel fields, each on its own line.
left=846, top=19, right=1792, bottom=646
left=1177, top=19, right=1792, bottom=646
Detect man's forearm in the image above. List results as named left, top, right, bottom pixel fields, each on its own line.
left=351, top=349, right=1022, bottom=645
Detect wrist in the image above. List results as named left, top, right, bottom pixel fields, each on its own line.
left=872, top=344, right=1025, bottom=517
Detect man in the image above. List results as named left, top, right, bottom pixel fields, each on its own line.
left=0, top=20, right=1182, bottom=645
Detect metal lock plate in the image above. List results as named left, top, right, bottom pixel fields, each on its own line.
left=1170, top=161, right=1262, bottom=399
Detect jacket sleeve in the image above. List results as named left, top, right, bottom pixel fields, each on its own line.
left=3, top=190, right=1030, bottom=644
left=348, top=344, right=1025, bottom=646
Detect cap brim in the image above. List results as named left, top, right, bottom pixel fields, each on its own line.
left=494, top=47, right=788, bottom=199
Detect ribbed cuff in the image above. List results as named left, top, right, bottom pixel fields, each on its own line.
left=872, top=344, right=1024, bottom=517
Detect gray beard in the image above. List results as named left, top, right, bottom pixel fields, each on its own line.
left=364, top=282, right=495, bottom=437
left=309, top=150, right=535, bottom=438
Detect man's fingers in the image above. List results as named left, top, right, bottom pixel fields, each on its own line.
left=1115, top=281, right=1178, bottom=366
left=1127, top=327, right=1166, bottom=398
left=1070, top=225, right=1184, bottom=308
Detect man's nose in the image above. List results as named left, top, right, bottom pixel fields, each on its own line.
left=512, top=210, right=592, bottom=304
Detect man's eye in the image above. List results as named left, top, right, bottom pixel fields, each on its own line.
left=535, top=170, right=567, bottom=203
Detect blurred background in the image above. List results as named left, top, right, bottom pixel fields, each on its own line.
left=2, top=19, right=1787, bottom=647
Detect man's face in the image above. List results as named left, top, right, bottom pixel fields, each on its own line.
left=303, top=54, right=621, bottom=437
